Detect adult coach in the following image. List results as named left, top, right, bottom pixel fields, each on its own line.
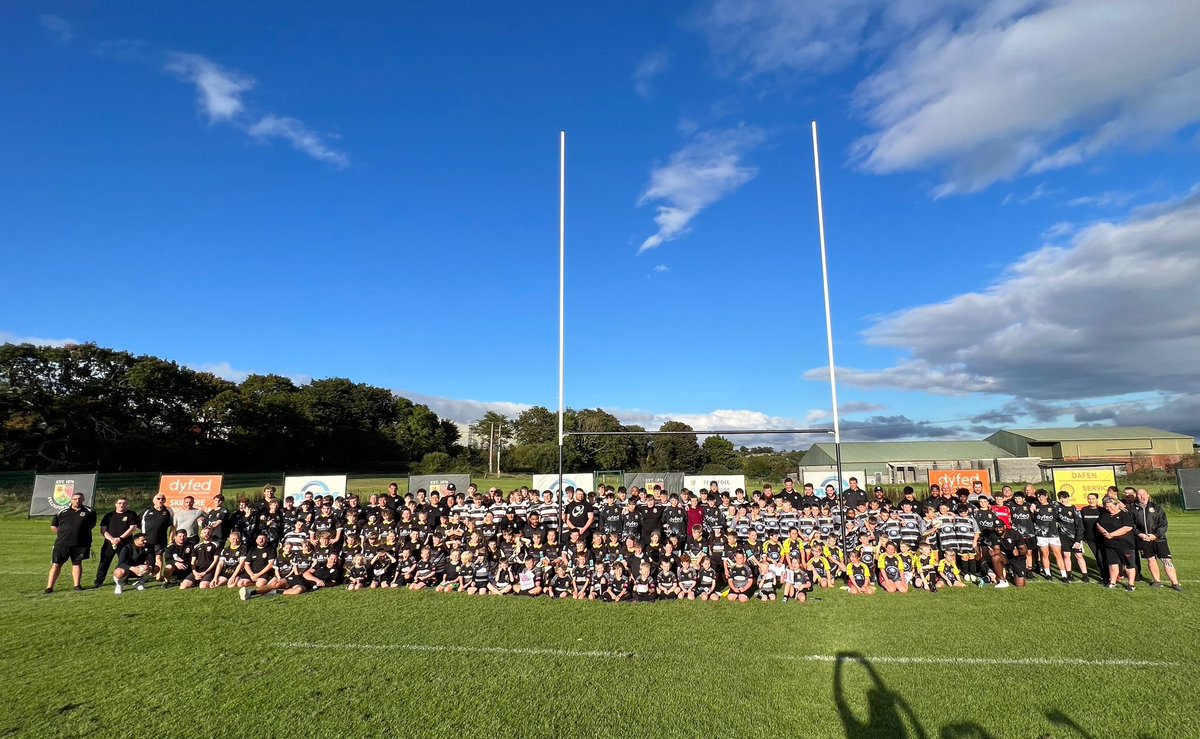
left=1096, top=497, right=1138, bottom=591
left=46, top=492, right=96, bottom=593
left=141, top=493, right=173, bottom=582
left=565, top=489, right=595, bottom=541
left=94, top=497, right=140, bottom=588
left=1132, top=489, right=1182, bottom=591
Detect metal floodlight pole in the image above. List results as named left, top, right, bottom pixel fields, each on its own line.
left=812, top=121, right=847, bottom=550
left=557, top=130, right=566, bottom=543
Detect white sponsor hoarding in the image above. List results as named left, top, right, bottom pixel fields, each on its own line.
left=283, top=474, right=349, bottom=501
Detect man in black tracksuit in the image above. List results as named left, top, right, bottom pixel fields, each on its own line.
left=95, top=498, right=141, bottom=587
left=1132, top=489, right=1182, bottom=591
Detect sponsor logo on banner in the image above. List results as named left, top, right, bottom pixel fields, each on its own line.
left=283, top=475, right=349, bottom=501
left=928, top=469, right=992, bottom=496
left=683, top=475, right=747, bottom=494
left=1052, top=467, right=1117, bottom=507
left=159, top=474, right=223, bottom=511
left=51, top=480, right=76, bottom=510
left=532, top=474, right=596, bottom=495
left=802, top=470, right=867, bottom=494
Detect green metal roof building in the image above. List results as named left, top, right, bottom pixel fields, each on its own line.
left=985, top=426, right=1194, bottom=463
left=799, top=441, right=1017, bottom=483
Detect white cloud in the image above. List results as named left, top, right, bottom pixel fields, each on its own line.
left=1067, top=190, right=1138, bottom=209
left=164, top=52, right=255, bottom=123
left=637, top=126, right=765, bottom=253
left=633, top=50, right=670, bottom=99
left=653, top=264, right=669, bottom=273
left=160, top=51, right=349, bottom=167
left=396, top=392, right=532, bottom=425
left=39, top=14, right=73, bottom=42
left=809, top=190, right=1200, bottom=408
left=192, top=361, right=252, bottom=382
left=0, top=331, right=78, bottom=347
left=851, top=0, right=1200, bottom=194
left=248, top=116, right=350, bottom=169
left=1040, top=221, right=1074, bottom=240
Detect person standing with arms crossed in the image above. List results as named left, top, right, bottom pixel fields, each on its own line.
left=46, top=492, right=96, bottom=593
left=1096, top=497, right=1138, bottom=591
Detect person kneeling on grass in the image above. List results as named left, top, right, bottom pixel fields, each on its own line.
left=936, top=550, right=966, bottom=589
left=238, top=533, right=277, bottom=600
left=756, top=560, right=778, bottom=601
left=726, top=551, right=754, bottom=602
left=179, top=528, right=221, bottom=590
left=807, top=547, right=834, bottom=589
left=603, top=563, right=629, bottom=602
left=113, top=533, right=153, bottom=595
left=656, top=558, right=679, bottom=599
left=845, top=550, right=874, bottom=595
left=782, top=555, right=811, bottom=603
left=163, top=529, right=193, bottom=588
left=516, top=555, right=544, bottom=597
left=878, top=542, right=909, bottom=593
left=304, top=553, right=341, bottom=591
left=488, top=561, right=515, bottom=596
left=436, top=551, right=466, bottom=593
left=993, top=523, right=1025, bottom=588
left=346, top=555, right=369, bottom=591
left=677, top=554, right=698, bottom=600
left=409, top=548, right=440, bottom=591
left=631, top=561, right=656, bottom=602
left=215, top=531, right=249, bottom=590
left=548, top=563, right=573, bottom=599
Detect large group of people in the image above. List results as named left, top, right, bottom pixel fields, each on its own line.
left=45, top=476, right=1183, bottom=601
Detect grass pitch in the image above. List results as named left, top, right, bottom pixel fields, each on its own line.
left=2, top=515, right=1197, bottom=738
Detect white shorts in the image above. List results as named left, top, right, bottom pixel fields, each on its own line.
left=1036, top=536, right=1058, bottom=548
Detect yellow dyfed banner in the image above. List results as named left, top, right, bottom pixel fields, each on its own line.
left=1052, top=467, right=1116, bottom=506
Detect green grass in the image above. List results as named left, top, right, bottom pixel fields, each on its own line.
left=2, top=515, right=1198, bottom=738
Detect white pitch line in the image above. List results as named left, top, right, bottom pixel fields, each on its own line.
left=778, top=655, right=1178, bottom=668
left=273, top=641, right=638, bottom=660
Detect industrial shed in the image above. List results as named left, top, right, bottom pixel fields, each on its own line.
left=985, top=426, right=1194, bottom=469
left=798, top=440, right=1034, bottom=485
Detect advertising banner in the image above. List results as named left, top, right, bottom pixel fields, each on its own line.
left=623, top=473, right=686, bottom=495
left=283, top=474, right=349, bottom=502
left=1178, top=469, right=1200, bottom=511
left=158, top=474, right=224, bottom=511
left=1052, top=467, right=1117, bottom=507
left=29, top=472, right=98, bottom=516
left=800, top=469, right=866, bottom=494
left=928, top=469, right=992, bottom=496
left=683, top=474, right=747, bottom=495
left=407, top=474, right=471, bottom=499
left=532, top=473, right=595, bottom=495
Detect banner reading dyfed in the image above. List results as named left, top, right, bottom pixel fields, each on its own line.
left=928, top=469, right=992, bottom=496
left=283, top=475, right=349, bottom=502
left=1052, top=467, right=1117, bottom=507
left=29, top=472, right=98, bottom=517
left=159, top=474, right=223, bottom=511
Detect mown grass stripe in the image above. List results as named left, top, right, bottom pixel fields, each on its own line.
left=778, top=655, right=1178, bottom=668
left=273, top=641, right=639, bottom=659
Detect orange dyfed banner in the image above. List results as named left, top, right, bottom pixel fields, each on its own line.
left=927, top=469, right=991, bottom=496
left=158, top=474, right=224, bottom=510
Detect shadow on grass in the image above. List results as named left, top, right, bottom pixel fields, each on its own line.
left=833, top=652, right=1105, bottom=739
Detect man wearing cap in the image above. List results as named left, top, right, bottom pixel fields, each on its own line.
left=112, top=532, right=153, bottom=594
left=901, top=486, right=923, bottom=515
left=871, top=486, right=889, bottom=509
left=46, top=492, right=96, bottom=593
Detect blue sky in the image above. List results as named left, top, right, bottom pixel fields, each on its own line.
left=5, top=1, right=1200, bottom=445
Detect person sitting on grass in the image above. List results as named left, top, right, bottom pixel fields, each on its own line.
left=936, top=550, right=966, bottom=589
left=604, top=562, right=629, bottom=603
left=436, top=550, right=466, bottom=593
left=548, top=563, right=572, bottom=599
left=215, top=531, right=248, bottom=590
left=516, top=555, right=544, bottom=597
left=726, top=551, right=755, bottom=603
left=488, top=561, right=514, bottom=596
left=878, top=542, right=909, bottom=594
left=163, top=529, right=193, bottom=588
left=756, top=560, right=778, bottom=601
left=112, top=532, right=153, bottom=595
left=781, top=555, right=811, bottom=604
left=179, top=528, right=221, bottom=590
left=845, top=550, right=874, bottom=595
left=346, top=555, right=369, bottom=591
left=409, top=547, right=439, bottom=591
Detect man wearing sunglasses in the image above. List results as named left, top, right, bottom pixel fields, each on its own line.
left=141, top=494, right=174, bottom=582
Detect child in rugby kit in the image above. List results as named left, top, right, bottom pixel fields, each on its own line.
left=677, top=554, right=698, bottom=600
left=697, top=555, right=719, bottom=600
left=548, top=563, right=572, bottom=599
left=936, top=550, right=966, bottom=588
left=756, top=560, right=777, bottom=601
left=846, top=550, right=874, bottom=595
left=782, top=556, right=811, bottom=603
left=631, top=561, right=656, bottom=602
left=878, top=542, right=908, bottom=593
left=346, top=555, right=369, bottom=591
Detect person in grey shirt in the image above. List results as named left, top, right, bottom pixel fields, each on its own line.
left=172, top=496, right=206, bottom=543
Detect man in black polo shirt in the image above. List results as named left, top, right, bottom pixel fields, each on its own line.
left=141, top=493, right=173, bottom=581
left=46, top=492, right=96, bottom=593
left=566, top=489, right=595, bottom=541
left=113, top=532, right=153, bottom=594
left=842, top=478, right=868, bottom=509
left=1096, top=497, right=1138, bottom=591
left=94, top=497, right=140, bottom=588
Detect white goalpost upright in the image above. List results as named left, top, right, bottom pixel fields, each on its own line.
left=811, top=121, right=847, bottom=544
left=553, top=128, right=841, bottom=539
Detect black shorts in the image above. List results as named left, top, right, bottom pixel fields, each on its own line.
left=189, top=570, right=216, bottom=584
left=149, top=542, right=168, bottom=555
left=285, top=575, right=309, bottom=591
left=1105, top=547, right=1135, bottom=567
left=1008, top=556, right=1027, bottom=579
left=1138, top=539, right=1172, bottom=559
left=1021, top=535, right=1037, bottom=551
left=52, top=545, right=89, bottom=565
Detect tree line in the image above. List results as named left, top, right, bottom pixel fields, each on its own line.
left=465, top=408, right=803, bottom=478
left=0, top=343, right=458, bottom=472
left=0, top=342, right=804, bottom=477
